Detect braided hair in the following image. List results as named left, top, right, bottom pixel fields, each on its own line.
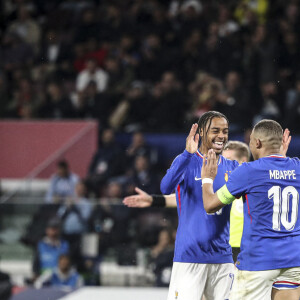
left=197, top=111, right=229, bottom=143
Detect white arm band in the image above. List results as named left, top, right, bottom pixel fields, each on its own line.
left=202, top=178, right=214, bottom=185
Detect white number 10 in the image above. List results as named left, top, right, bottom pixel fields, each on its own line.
left=268, top=186, right=299, bottom=231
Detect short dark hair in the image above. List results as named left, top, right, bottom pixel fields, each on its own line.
left=57, top=160, right=68, bottom=169
left=253, top=119, right=283, bottom=149
left=59, top=253, right=71, bottom=262
left=224, top=141, right=251, bottom=161
left=197, top=111, right=229, bottom=139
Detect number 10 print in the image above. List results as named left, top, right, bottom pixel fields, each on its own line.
left=268, top=186, right=299, bottom=231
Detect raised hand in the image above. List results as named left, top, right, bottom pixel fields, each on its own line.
left=280, top=128, right=291, bottom=157
left=186, top=123, right=200, bottom=154
left=201, top=149, right=218, bottom=180
left=123, top=187, right=153, bottom=208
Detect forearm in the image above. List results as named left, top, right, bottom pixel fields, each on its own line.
left=202, top=182, right=225, bottom=213
left=150, top=193, right=176, bottom=208
left=165, top=194, right=177, bottom=207
left=160, top=150, right=192, bottom=194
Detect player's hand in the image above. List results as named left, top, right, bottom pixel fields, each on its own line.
left=123, top=187, right=153, bottom=208
left=201, top=149, right=218, bottom=180
left=280, top=128, right=291, bottom=157
left=186, top=123, right=200, bottom=154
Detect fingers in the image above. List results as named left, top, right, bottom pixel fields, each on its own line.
left=283, top=128, right=291, bottom=142
left=188, top=123, right=198, bottom=138
left=123, top=196, right=139, bottom=207
left=194, top=133, right=200, bottom=145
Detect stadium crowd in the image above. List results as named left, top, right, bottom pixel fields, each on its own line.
left=1, top=0, right=300, bottom=293
left=0, top=0, right=300, bottom=133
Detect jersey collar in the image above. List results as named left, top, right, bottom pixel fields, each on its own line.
left=265, top=154, right=285, bottom=158
left=196, top=150, right=222, bottom=165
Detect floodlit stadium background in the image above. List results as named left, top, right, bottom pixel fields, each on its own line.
left=0, top=0, right=300, bottom=299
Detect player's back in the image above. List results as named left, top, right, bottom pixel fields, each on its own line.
left=237, top=155, right=300, bottom=271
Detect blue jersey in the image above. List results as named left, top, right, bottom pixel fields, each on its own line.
left=161, top=150, right=239, bottom=264
left=225, top=155, right=300, bottom=271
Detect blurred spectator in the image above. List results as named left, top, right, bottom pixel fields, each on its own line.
left=73, top=38, right=108, bottom=72
left=253, top=81, right=281, bottom=124
left=8, top=77, right=36, bottom=118
left=218, top=5, right=239, bottom=38
left=89, top=179, right=133, bottom=259
left=169, top=0, right=203, bottom=19
left=126, top=132, right=158, bottom=167
left=180, top=29, right=205, bottom=84
left=7, top=6, right=41, bottom=52
left=57, top=180, right=92, bottom=266
left=86, top=128, right=125, bottom=196
left=76, top=58, right=108, bottom=92
left=284, top=78, right=300, bottom=133
left=39, top=29, right=65, bottom=64
left=234, top=0, right=268, bottom=25
left=45, top=160, right=79, bottom=204
left=215, top=71, right=251, bottom=131
left=109, top=81, right=150, bottom=131
left=104, top=56, right=134, bottom=97
left=127, top=155, right=160, bottom=195
left=38, top=82, right=75, bottom=119
left=35, top=254, right=83, bottom=290
left=73, top=81, right=112, bottom=125
left=74, top=9, right=101, bottom=43
left=189, top=72, right=223, bottom=119
left=151, top=227, right=175, bottom=287
left=32, top=218, right=69, bottom=279
left=149, top=71, right=185, bottom=132
left=138, top=34, right=167, bottom=82
left=0, top=32, right=34, bottom=72
left=116, top=34, right=140, bottom=68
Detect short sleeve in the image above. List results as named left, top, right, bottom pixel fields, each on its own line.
left=225, top=163, right=249, bottom=198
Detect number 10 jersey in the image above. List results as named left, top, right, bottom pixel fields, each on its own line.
left=224, top=155, right=300, bottom=271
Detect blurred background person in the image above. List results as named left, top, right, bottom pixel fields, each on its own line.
left=34, top=254, right=83, bottom=290
left=45, top=160, right=79, bottom=204
left=32, top=218, right=69, bottom=281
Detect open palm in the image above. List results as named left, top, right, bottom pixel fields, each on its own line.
left=186, top=123, right=200, bottom=154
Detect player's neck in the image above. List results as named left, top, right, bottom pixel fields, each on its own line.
left=198, top=146, right=220, bottom=159
left=259, top=148, right=282, bottom=159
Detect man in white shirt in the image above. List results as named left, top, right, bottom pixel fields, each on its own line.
left=76, top=58, right=108, bottom=92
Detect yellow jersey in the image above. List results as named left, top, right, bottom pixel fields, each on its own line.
left=229, top=198, right=244, bottom=247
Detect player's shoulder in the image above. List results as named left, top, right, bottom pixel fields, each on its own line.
left=286, top=156, right=300, bottom=164
left=220, top=156, right=239, bottom=169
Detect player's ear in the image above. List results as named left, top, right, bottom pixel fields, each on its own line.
left=199, top=128, right=204, bottom=138
left=241, top=157, right=248, bottom=163
left=256, top=138, right=262, bottom=149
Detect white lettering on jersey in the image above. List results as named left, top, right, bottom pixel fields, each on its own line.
left=269, top=170, right=296, bottom=180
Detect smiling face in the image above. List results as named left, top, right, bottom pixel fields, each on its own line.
left=200, top=117, right=229, bottom=155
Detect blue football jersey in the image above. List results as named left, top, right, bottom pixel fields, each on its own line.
left=225, top=155, right=300, bottom=271
left=161, top=150, right=239, bottom=264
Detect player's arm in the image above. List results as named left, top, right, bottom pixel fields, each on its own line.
left=161, top=124, right=199, bottom=194
left=201, top=149, right=229, bottom=213
left=123, top=187, right=177, bottom=208
left=202, top=149, right=246, bottom=213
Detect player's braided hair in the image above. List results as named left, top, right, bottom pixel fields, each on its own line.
left=197, top=111, right=229, bottom=141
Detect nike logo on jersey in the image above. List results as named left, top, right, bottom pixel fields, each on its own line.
left=195, top=177, right=202, bottom=181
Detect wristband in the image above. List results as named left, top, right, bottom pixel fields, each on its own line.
left=202, top=178, right=213, bottom=185
left=151, top=195, right=166, bottom=207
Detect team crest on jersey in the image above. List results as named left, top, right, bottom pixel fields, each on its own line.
left=175, top=291, right=178, bottom=299
left=224, top=172, right=229, bottom=182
